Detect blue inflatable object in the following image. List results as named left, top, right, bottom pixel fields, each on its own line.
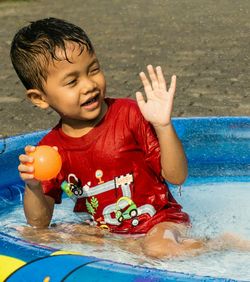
left=0, top=117, right=249, bottom=282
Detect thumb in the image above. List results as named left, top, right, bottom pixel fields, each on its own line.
left=135, top=91, right=146, bottom=110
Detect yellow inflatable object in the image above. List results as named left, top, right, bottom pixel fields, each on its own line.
left=0, top=255, right=25, bottom=281
left=51, top=250, right=82, bottom=256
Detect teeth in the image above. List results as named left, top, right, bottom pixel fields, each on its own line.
left=83, top=96, right=97, bottom=106
left=85, top=98, right=94, bottom=105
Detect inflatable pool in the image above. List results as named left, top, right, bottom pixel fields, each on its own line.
left=0, top=117, right=249, bottom=282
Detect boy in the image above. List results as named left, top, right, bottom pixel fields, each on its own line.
left=12, top=17, right=209, bottom=258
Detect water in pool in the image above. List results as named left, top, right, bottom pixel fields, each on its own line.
left=2, top=181, right=250, bottom=281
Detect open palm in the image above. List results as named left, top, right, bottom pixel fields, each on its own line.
left=136, top=65, right=176, bottom=127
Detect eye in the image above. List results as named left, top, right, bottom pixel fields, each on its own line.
left=67, top=79, right=77, bottom=86
left=90, top=65, right=100, bottom=75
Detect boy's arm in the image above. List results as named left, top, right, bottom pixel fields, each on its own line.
left=24, top=184, right=55, bottom=228
left=136, top=65, right=187, bottom=185
left=19, top=145, right=55, bottom=228
left=153, top=123, right=187, bottom=185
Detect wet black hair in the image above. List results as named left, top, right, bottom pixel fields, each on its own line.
left=10, top=17, right=94, bottom=91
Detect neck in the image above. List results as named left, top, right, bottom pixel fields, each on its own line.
left=61, top=103, right=108, bottom=137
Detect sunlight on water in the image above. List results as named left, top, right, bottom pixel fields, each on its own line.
left=173, top=182, right=250, bottom=238
left=1, top=182, right=250, bottom=281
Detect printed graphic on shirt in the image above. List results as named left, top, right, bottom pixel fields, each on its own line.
left=115, top=196, right=139, bottom=227
left=86, top=197, right=99, bottom=215
left=61, top=174, right=91, bottom=200
left=61, top=172, right=156, bottom=228
left=95, top=169, right=104, bottom=184
left=61, top=174, right=83, bottom=198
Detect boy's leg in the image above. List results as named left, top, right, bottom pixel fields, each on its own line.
left=16, top=223, right=107, bottom=245
left=207, top=233, right=250, bottom=252
left=141, top=222, right=205, bottom=259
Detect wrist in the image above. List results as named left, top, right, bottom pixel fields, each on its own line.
left=153, top=121, right=172, bottom=132
left=26, top=182, right=42, bottom=192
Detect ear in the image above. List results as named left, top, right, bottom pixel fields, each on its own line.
left=26, top=89, right=49, bottom=109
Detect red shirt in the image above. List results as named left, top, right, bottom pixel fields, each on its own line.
left=39, top=98, right=189, bottom=234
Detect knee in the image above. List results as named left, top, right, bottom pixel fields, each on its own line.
left=182, top=239, right=205, bottom=250
left=142, top=233, right=184, bottom=259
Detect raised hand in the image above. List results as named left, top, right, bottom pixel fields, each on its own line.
left=136, top=65, right=176, bottom=128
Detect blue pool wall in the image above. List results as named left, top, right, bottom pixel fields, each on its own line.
left=1, top=116, right=249, bottom=192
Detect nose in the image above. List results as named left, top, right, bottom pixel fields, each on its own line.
left=79, top=76, right=97, bottom=94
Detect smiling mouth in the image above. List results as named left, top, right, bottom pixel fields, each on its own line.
left=81, top=95, right=99, bottom=107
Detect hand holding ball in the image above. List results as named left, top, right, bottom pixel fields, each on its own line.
left=28, top=146, right=62, bottom=181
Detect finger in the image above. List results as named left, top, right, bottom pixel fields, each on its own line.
left=15, top=226, right=26, bottom=233
left=147, top=65, right=159, bottom=90
left=156, top=66, right=167, bottom=91
left=18, top=163, right=34, bottom=173
left=135, top=91, right=146, bottom=108
left=168, top=75, right=177, bottom=96
left=19, top=172, right=35, bottom=180
left=53, top=146, right=58, bottom=151
left=25, top=145, right=36, bottom=154
left=139, top=71, right=153, bottom=94
left=19, top=154, right=33, bottom=164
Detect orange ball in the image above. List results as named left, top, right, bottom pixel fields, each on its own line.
left=28, top=145, right=62, bottom=181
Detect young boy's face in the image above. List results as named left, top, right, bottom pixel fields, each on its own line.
left=40, top=42, right=106, bottom=127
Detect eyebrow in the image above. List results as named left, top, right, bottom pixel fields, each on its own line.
left=61, top=58, right=100, bottom=82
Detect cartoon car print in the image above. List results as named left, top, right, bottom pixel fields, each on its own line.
left=61, top=174, right=83, bottom=197
left=115, top=197, right=139, bottom=226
